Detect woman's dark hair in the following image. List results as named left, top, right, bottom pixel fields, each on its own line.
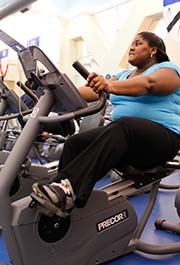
left=138, top=31, right=170, bottom=62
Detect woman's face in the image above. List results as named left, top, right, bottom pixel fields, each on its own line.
left=128, top=35, right=155, bottom=67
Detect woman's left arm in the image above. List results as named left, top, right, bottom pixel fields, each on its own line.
left=144, top=68, right=180, bottom=95
left=87, top=68, right=180, bottom=96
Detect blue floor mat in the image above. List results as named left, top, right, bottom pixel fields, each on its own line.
left=0, top=233, right=9, bottom=264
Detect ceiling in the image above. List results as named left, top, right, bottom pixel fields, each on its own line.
left=31, top=0, right=122, bottom=17
left=0, top=0, right=127, bottom=19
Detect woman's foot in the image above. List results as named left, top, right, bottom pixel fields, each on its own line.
left=31, top=179, right=75, bottom=217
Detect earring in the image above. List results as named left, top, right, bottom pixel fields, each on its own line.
left=150, top=53, right=153, bottom=58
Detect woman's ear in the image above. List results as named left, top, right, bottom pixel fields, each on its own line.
left=151, top=46, right=157, bottom=57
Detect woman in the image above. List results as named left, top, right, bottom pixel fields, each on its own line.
left=31, top=31, right=180, bottom=217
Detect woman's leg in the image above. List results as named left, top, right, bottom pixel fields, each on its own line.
left=57, top=117, right=179, bottom=206
left=57, top=126, right=105, bottom=173
left=32, top=117, right=180, bottom=212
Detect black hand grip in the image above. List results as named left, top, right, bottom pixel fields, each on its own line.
left=17, top=81, right=38, bottom=103
left=72, top=61, right=89, bottom=80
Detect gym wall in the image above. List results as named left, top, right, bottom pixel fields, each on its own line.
left=0, top=0, right=179, bottom=91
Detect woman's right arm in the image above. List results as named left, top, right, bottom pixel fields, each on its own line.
left=78, top=85, right=99, bottom=102
left=78, top=76, right=117, bottom=101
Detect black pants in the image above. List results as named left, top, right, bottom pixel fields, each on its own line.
left=54, top=117, right=180, bottom=207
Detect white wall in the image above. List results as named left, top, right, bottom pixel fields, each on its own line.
left=0, top=0, right=179, bottom=89
left=67, top=0, right=165, bottom=76
left=0, top=8, right=65, bottom=89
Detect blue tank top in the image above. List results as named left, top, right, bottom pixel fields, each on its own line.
left=109, top=62, right=180, bottom=134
